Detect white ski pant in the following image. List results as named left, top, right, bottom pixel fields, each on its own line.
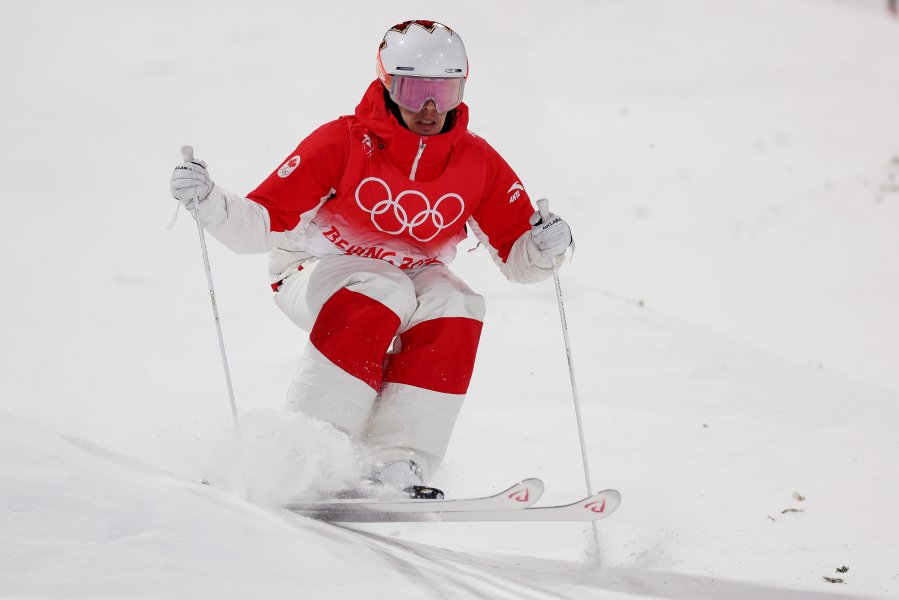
left=273, top=255, right=486, bottom=483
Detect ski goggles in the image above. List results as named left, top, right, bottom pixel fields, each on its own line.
left=389, top=75, right=465, bottom=113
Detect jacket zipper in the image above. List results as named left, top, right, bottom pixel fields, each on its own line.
left=409, top=138, right=426, bottom=181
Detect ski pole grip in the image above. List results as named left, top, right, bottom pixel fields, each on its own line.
left=536, top=198, right=550, bottom=221
left=181, top=145, right=195, bottom=163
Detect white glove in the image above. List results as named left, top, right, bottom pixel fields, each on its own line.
left=529, top=209, right=572, bottom=258
left=170, top=148, right=213, bottom=210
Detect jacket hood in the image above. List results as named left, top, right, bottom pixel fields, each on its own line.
left=354, top=79, right=470, bottom=181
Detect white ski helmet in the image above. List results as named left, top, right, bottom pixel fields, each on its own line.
left=376, top=20, right=468, bottom=89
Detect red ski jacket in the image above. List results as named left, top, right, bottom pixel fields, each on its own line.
left=246, top=80, right=535, bottom=271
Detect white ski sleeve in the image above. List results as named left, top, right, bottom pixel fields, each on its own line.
left=193, top=184, right=277, bottom=254
left=467, top=218, right=560, bottom=284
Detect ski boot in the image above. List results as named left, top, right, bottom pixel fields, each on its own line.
left=370, top=459, right=444, bottom=500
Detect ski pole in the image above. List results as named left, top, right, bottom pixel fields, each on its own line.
left=182, top=145, right=240, bottom=431
left=536, top=198, right=601, bottom=558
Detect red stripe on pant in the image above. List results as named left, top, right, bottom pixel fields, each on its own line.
left=384, top=317, right=483, bottom=395
left=309, top=288, right=401, bottom=391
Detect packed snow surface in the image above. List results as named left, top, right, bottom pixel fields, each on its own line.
left=1, top=0, right=898, bottom=598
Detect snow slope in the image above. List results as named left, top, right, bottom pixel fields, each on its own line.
left=3, top=292, right=897, bottom=598
left=1, top=0, right=898, bottom=598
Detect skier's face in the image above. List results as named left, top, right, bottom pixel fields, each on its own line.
left=398, top=100, right=447, bottom=136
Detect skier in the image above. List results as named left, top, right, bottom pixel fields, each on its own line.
left=170, top=20, right=572, bottom=499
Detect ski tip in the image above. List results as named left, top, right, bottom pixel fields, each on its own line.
left=580, top=489, right=621, bottom=518
left=520, top=477, right=544, bottom=491
left=601, top=489, right=621, bottom=501
left=503, top=478, right=545, bottom=507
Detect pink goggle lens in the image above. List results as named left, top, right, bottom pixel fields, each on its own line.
left=390, top=76, right=465, bottom=113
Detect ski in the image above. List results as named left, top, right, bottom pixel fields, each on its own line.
left=291, top=488, right=621, bottom=523
left=283, top=478, right=544, bottom=515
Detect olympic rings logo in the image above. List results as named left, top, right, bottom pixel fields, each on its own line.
left=354, top=177, right=466, bottom=243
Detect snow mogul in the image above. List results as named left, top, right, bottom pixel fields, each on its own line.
left=170, top=20, right=572, bottom=499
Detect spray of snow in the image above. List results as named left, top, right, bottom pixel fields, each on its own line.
left=203, top=411, right=372, bottom=505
